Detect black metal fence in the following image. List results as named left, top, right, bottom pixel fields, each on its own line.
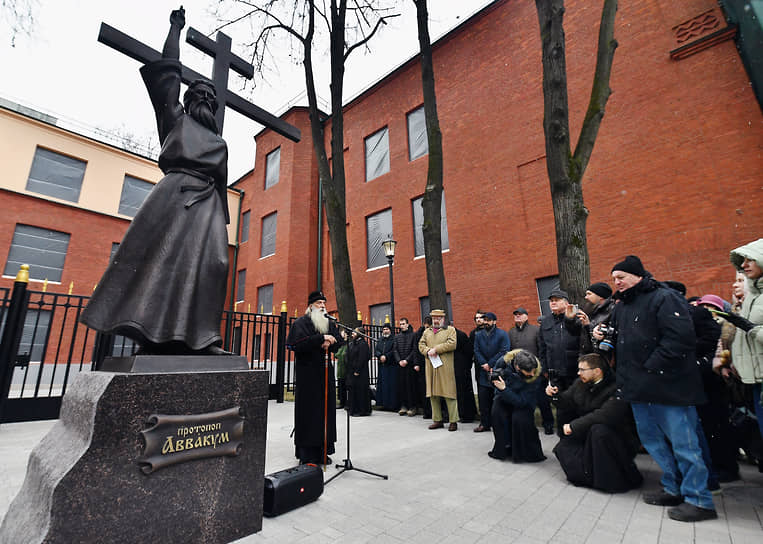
left=0, top=274, right=391, bottom=423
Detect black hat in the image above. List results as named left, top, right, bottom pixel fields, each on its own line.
left=548, top=289, right=569, bottom=301
left=483, top=312, right=498, bottom=321
left=513, top=307, right=528, bottom=315
left=664, top=280, right=687, bottom=296
left=611, top=255, right=646, bottom=277
left=382, top=323, right=392, bottom=330
left=587, top=282, right=612, bottom=299
left=307, top=290, right=326, bottom=305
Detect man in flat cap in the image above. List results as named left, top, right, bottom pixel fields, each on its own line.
left=418, top=309, right=459, bottom=430
left=286, top=290, right=343, bottom=464
left=538, top=289, right=581, bottom=433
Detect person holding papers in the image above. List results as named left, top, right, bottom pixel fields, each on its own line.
left=418, top=309, right=459, bottom=431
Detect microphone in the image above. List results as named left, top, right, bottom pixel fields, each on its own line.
left=324, top=313, right=338, bottom=321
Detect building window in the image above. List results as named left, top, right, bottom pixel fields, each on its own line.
left=365, top=127, right=390, bottom=182
left=26, top=147, right=86, bottom=203
left=241, top=210, right=251, bottom=243
left=118, top=175, right=153, bottom=217
left=0, top=309, right=51, bottom=362
left=419, top=294, right=452, bottom=324
left=4, top=224, right=70, bottom=282
left=366, top=209, right=393, bottom=269
left=257, top=284, right=274, bottom=315
left=261, top=212, right=277, bottom=258
left=407, top=106, right=428, bottom=161
left=236, top=269, right=246, bottom=303
left=369, top=303, right=391, bottom=327
left=412, top=194, right=449, bottom=257
left=265, top=148, right=281, bottom=189
left=536, top=275, right=560, bottom=317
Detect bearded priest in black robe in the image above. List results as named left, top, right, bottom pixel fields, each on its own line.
left=81, top=8, right=229, bottom=355
left=286, top=291, right=343, bottom=464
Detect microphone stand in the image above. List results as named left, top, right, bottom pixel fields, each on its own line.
left=324, top=316, right=388, bottom=485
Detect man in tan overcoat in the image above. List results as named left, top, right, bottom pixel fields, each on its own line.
left=419, top=309, right=459, bottom=430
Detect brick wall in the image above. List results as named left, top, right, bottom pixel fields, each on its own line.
left=236, top=0, right=763, bottom=330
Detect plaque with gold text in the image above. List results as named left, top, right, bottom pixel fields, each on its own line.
left=139, top=406, right=245, bottom=474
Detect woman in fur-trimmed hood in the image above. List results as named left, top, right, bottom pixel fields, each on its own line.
left=729, top=238, right=763, bottom=440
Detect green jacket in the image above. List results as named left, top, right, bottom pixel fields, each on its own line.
left=730, top=238, right=763, bottom=384
left=335, top=344, right=347, bottom=379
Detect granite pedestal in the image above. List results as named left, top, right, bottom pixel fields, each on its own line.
left=0, top=359, right=268, bottom=544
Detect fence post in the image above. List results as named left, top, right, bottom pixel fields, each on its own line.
left=0, top=265, right=31, bottom=424
left=275, top=301, right=288, bottom=403
left=91, top=332, right=115, bottom=371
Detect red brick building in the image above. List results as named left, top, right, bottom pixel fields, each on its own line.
left=234, top=0, right=763, bottom=330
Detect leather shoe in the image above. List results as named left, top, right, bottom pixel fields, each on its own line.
left=428, top=421, right=444, bottom=429
left=448, top=422, right=458, bottom=432
left=643, top=490, right=683, bottom=506
left=473, top=425, right=490, bottom=433
left=487, top=450, right=506, bottom=460
left=667, top=502, right=718, bottom=522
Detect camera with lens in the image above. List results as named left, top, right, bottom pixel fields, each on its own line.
left=489, top=367, right=506, bottom=382
left=596, top=324, right=617, bottom=352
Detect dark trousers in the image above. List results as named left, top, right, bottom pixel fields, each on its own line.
left=337, top=378, right=347, bottom=408
left=397, top=364, right=419, bottom=410
left=455, top=364, right=477, bottom=423
left=553, top=424, right=643, bottom=493
left=477, top=385, right=494, bottom=429
left=537, top=376, right=554, bottom=428
left=490, top=400, right=545, bottom=462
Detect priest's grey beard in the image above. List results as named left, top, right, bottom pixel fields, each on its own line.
left=186, top=100, right=219, bottom=134
left=309, top=306, right=329, bottom=335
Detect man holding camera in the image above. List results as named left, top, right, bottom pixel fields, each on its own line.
left=487, top=349, right=546, bottom=462
left=547, top=353, right=643, bottom=493
left=473, top=312, right=510, bottom=433
left=606, top=255, right=715, bottom=522
left=538, top=289, right=581, bottom=433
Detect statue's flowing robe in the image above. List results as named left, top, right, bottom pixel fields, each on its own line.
left=81, top=60, right=229, bottom=350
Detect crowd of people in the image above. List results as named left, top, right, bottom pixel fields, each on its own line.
left=287, top=237, right=763, bottom=524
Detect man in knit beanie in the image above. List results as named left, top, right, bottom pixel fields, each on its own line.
left=607, top=255, right=715, bottom=522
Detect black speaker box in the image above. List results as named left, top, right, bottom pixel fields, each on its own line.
left=263, top=464, right=324, bottom=517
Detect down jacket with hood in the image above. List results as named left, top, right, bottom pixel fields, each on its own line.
left=730, top=238, right=763, bottom=385
left=610, top=273, right=704, bottom=406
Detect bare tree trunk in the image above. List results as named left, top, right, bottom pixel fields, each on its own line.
left=414, top=0, right=448, bottom=316
left=300, top=0, right=358, bottom=323
left=535, top=0, right=618, bottom=303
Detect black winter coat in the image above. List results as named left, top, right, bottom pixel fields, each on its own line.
left=508, top=323, right=540, bottom=356
left=538, top=312, right=580, bottom=377
left=392, top=327, right=418, bottom=364
left=611, top=275, right=705, bottom=406
left=374, top=334, right=395, bottom=366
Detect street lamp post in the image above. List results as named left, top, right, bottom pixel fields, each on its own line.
left=382, top=238, right=397, bottom=328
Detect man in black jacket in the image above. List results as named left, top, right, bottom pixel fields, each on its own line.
left=374, top=323, right=398, bottom=411
left=547, top=353, right=642, bottom=493
left=393, top=317, right=419, bottom=417
left=538, top=290, right=581, bottom=433
left=607, top=255, right=716, bottom=522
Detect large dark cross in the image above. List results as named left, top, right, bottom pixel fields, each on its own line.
left=98, top=22, right=300, bottom=141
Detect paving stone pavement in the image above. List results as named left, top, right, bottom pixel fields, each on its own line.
left=1, top=401, right=761, bottom=543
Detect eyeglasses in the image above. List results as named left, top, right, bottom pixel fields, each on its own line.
left=577, top=367, right=596, bottom=373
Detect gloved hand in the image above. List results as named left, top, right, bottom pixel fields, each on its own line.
left=724, top=312, right=756, bottom=332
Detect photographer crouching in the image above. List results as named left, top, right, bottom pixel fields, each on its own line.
left=547, top=353, right=643, bottom=493
left=487, top=349, right=547, bottom=463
